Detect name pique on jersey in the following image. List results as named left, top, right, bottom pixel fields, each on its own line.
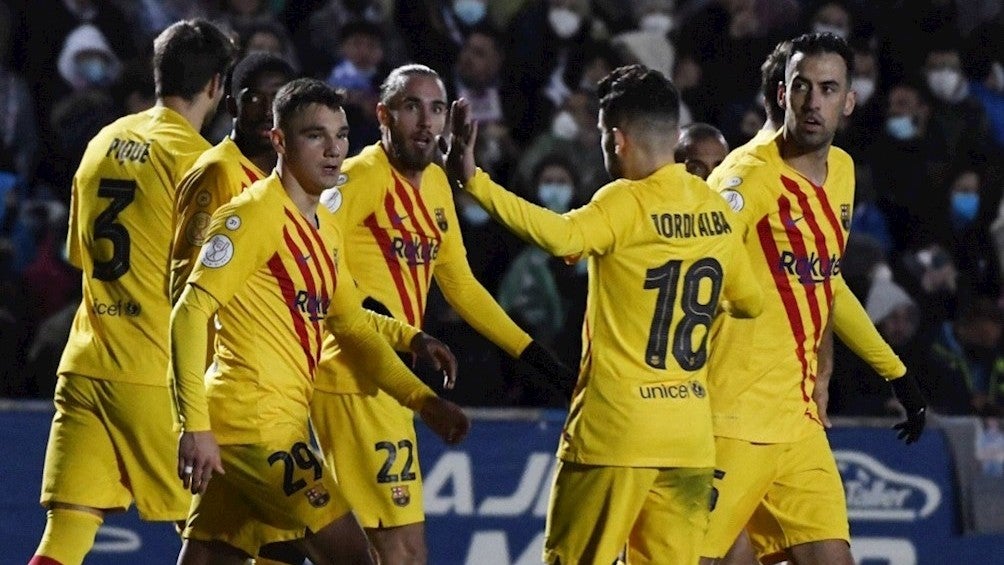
left=650, top=211, right=732, bottom=239
left=105, top=138, right=152, bottom=164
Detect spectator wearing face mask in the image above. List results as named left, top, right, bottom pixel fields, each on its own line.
left=497, top=154, right=588, bottom=377
left=502, top=0, right=610, bottom=145
left=866, top=81, right=946, bottom=255
left=516, top=88, right=608, bottom=199
left=56, top=24, right=122, bottom=93
left=835, top=42, right=884, bottom=161
left=936, top=166, right=1002, bottom=303
left=922, top=38, right=993, bottom=166
left=327, top=20, right=387, bottom=150
left=808, top=0, right=853, bottom=40
left=395, top=0, right=499, bottom=80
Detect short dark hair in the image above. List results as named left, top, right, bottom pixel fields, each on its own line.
left=761, top=40, right=791, bottom=125
left=788, top=32, right=855, bottom=83
left=674, top=122, right=727, bottom=162
left=227, top=52, right=295, bottom=100
left=379, top=64, right=442, bottom=105
left=153, top=19, right=237, bottom=99
left=273, top=78, right=345, bottom=130
left=596, top=64, right=680, bottom=134
left=340, top=19, right=385, bottom=43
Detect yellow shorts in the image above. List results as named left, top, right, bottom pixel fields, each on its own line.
left=702, top=430, right=849, bottom=561
left=183, top=424, right=351, bottom=556
left=40, top=374, right=190, bottom=520
left=544, top=460, right=713, bottom=565
left=310, top=389, right=423, bottom=528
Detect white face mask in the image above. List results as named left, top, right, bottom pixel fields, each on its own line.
left=927, top=68, right=964, bottom=102
left=551, top=110, right=579, bottom=140
left=537, top=182, right=574, bottom=213
left=851, top=76, right=876, bottom=105
left=640, top=12, right=673, bottom=35
left=548, top=7, right=582, bottom=39
left=813, top=22, right=848, bottom=39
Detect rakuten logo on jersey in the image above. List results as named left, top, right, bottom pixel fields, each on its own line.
left=835, top=450, right=941, bottom=522
left=292, top=290, right=329, bottom=322
left=778, top=250, right=841, bottom=284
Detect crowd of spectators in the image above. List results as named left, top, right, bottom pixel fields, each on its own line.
left=1, top=0, right=1003, bottom=416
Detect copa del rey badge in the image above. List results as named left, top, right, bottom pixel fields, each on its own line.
left=391, top=485, right=411, bottom=507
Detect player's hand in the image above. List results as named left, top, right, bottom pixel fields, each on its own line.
left=440, top=98, right=478, bottom=187
left=891, top=373, right=927, bottom=444
left=419, top=397, right=470, bottom=445
left=178, top=430, right=225, bottom=494
left=410, top=331, right=458, bottom=390
left=813, top=329, right=834, bottom=428
left=519, top=341, right=577, bottom=402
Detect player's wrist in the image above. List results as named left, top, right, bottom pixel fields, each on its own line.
left=890, top=372, right=926, bottom=415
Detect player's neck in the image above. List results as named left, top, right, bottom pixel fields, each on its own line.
left=277, top=162, right=320, bottom=224
left=381, top=141, right=425, bottom=188
left=231, top=131, right=277, bottom=174
left=777, top=133, right=830, bottom=187
left=157, top=97, right=208, bottom=133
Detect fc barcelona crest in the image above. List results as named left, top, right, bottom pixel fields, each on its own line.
left=304, top=486, right=331, bottom=508
left=434, top=207, right=449, bottom=231
left=840, top=204, right=851, bottom=230
left=391, top=485, right=411, bottom=507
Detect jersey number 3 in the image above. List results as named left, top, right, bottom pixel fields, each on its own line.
left=643, top=257, right=723, bottom=371
left=93, top=178, right=137, bottom=281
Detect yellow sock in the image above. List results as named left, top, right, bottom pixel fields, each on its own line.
left=31, top=508, right=103, bottom=565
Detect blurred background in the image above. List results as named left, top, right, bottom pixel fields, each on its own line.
left=1, top=1, right=1003, bottom=563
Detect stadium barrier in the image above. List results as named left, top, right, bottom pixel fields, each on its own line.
left=2, top=402, right=1001, bottom=564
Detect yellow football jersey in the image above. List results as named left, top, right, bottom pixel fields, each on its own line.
left=170, top=137, right=266, bottom=302
left=315, top=143, right=532, bottom=394
left=59, top=106, right=210, bottom=386
left=179, top=174, right=433, bottom=444
left=466, top=164, right=763, bottom=468
left=707, top=131, right=904, bottom=444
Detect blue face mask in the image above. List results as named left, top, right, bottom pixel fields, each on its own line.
left=885, top=115, right=917, bottom=140
left=78, top=57, right=110, bottom=86
left=461, top=204, right=490, bottom=226
left=453, top=0, right=486, bottom=26
left=951, top=192, right=980, bottom=223
left=537, top=182, right=574, bottom=213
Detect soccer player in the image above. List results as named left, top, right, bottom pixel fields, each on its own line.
left=675, top=122, right=730, bottom=181
left=29, top=20, right=236, bottom=565
left=699, top=33, right=927, bottom=565
left=444, top=64, right=765, bottom=564
left=170, top=51, right=296, bottom=302
left=311, top=63, right=574, bottom=564
left=168, top=78, right=470, bottom=564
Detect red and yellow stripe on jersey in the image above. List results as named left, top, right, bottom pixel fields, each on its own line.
left=173, top=173, right=434, bottom=442
left=170, top=137, right=266, bottom=301
left=315, top=143, right=531, bottom=394
left=185, top=174, right=341, bottom=443
left=465, top=164, right=763, bottom=468
left=59, top=106, right=210, bottom=386
left=707, top=131, right=904, bottom=444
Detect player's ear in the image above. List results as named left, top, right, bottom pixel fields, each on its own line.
left=207, top=73, right=223, bottom=102
left=776, top=80, right=786, bottom=114
left=612, top=127, right=627, bottom=156
left=376, top=102, right=391, bottom=128
left=270, top=127, right=284, bottom=155
left=843, top=85, right=856, bottom=117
